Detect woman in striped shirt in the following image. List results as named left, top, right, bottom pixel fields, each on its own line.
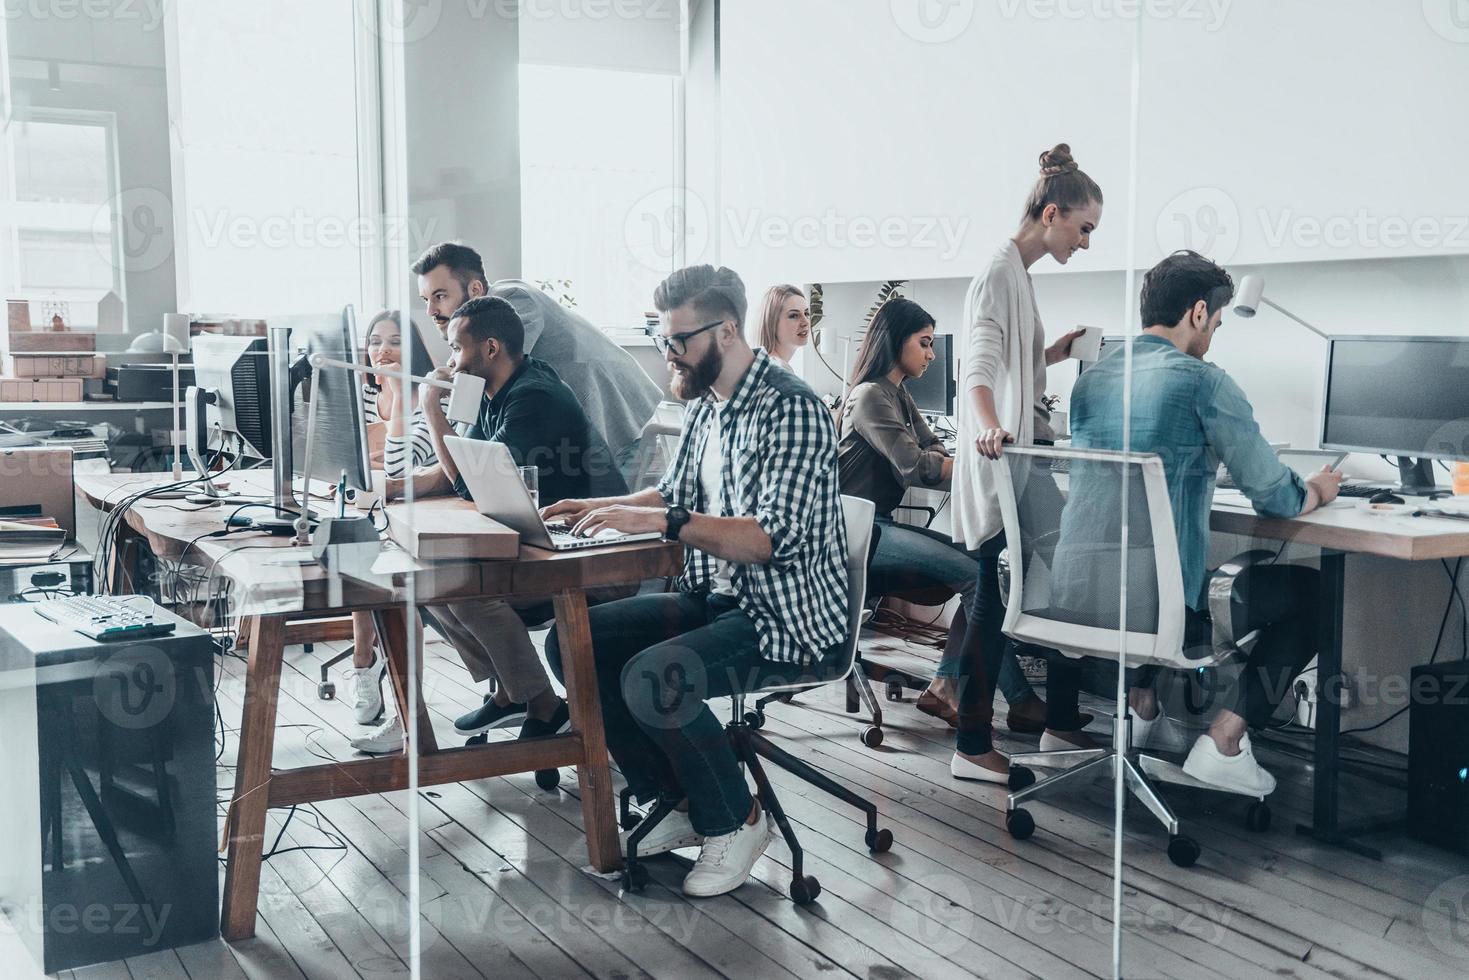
left=363, top=310, right=437, bottom=479
left=345, top=311, right=438, bottom=737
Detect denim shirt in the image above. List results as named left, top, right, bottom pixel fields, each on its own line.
left=1069, top=335, right=1307, bottom=609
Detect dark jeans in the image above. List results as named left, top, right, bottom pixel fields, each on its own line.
left=869, top=517, right=1034, bottom=702
left=1044, top=563, right=1321, bottom=731
left=954, top=532, right=1012, bottom=756
left=544, top=592, right=810, bottom=837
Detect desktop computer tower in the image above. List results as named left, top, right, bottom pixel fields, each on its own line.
left=1407, top=661, right=1469, bottom=854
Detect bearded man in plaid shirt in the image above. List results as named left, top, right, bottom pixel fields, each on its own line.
left=543, top=264, right=849, bottom=899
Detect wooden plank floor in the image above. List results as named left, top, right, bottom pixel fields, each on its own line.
left=43, top=626, right=1469, bottom=980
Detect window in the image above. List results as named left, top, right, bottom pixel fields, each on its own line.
left=0, top=113, right=121, bottom=309
left=519, top=64, right=677, bottom=329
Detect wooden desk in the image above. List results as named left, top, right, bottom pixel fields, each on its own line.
left=1212, top=497, right=1469, bottom=858
left=76, top=473, right=682, bottom=940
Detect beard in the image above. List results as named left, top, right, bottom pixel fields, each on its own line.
left=670, top=342, right=722, bottom=401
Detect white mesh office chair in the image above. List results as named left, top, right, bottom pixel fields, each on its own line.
left=621, top=494, right=894, bottom=904
left=994, top=446, right=1271, bottom=868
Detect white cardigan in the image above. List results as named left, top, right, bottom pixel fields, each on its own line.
left=952, top=240, right=1042, bottom=551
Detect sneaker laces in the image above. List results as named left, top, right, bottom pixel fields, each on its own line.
left=697, top=829, right=737, bottom=867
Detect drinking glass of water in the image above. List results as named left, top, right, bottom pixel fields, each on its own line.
left=519, top=465, right=539, bottom=509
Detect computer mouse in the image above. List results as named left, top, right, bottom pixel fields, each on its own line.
left=1369, top=491, right=1406, bottom=505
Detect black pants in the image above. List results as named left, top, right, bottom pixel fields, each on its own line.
left=1045, top=563, right=1321, bottom=731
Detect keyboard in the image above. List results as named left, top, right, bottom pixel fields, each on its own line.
left=1337, top=482, right=1395, bottom=498
left=35, top=594, right=177, bottom=642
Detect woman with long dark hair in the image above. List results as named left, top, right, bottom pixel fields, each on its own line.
left=838, top=298, right=1050, bottom=735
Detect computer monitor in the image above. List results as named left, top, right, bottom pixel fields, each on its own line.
left=908, top=334, right=955, bottom=416
left=191, top=335, right=272, bottom=459
left=1077, top=335, right=1125, bottom=376
left=1321, top=335, right=1469, bottom=493
left=283, top=306, right=373, bottom=495
left=190, top=306, right=371, bottom=499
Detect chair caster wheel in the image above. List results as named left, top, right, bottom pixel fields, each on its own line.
left=535, top=768, right=560, bottom=791
left=1006, top=808, right=1035, bottom=840
left=318, top=682, right=336, bottom=700
left=860, top=725, right=883, bottom=748
left=1008, top=764, right=1036, bottom=791
left=1168, top=835, right=1200, bottom=867
left=744, top=711, right=765, bottom=730
left=1244, top=802, right=1271, bottom=833
left=623, top=863, right=650, bottom=893
left=789, top=874, right=821, bottom=905
left=464, top=733, right=488, bottom=746
left=866, top=828, right=893, bottom=853
left=885, top=679, right=904, bottom=702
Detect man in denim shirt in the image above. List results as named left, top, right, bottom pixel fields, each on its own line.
left=1044, top=251, right=1341, bottom=795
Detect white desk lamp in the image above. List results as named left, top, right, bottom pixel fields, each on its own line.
left=1231, top=275, right=1331, bottom=339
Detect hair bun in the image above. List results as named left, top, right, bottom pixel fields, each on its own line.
left=1039, top=143, right=1079, bottom=177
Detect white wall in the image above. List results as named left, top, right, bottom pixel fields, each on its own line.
left=519, top=0, right=682, bottom=73
left=715, top=0, right=1469, bottom=285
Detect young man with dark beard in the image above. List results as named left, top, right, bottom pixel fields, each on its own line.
left=540, top=264, right=849, bottom=898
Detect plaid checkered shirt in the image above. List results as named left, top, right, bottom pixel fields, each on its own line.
left=656, top=349, right=849, bottom=665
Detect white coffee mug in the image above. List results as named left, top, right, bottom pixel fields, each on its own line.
left=1071, top=326, right=1104, bottom=362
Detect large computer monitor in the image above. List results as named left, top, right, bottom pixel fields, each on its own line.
left=284, top=306, right=372, bottom=495
left=189, top=306, right=372, bottom=508
left=1321, top=335, right=1469, bottom=493
left=908, top=334, right=956, bottom=416
left=191, top=335, right=272, bottom=460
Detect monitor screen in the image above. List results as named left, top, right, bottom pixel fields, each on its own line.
left=1077, top=336, right=1125, bottom=376
left=908, top=334, right=955, bottom=415
left=1322, top=336, right=1469, bottom=461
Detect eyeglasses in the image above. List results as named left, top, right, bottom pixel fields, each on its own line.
left=650, top=319, right=724, bottom=357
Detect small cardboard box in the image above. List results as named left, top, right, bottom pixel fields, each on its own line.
left=0, top=378, right=85, bottom=402
left=386, top=500, right=519, bottom=560
left=6, top=353, right=104, bottom=378
left=5, top=331, right=95, bottom=353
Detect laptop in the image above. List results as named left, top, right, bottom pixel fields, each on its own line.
left=442, top=435, right=664, bottom=551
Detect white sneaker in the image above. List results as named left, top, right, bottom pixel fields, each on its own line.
left=682, top=810, right=774, bottom=898
left=350, top=716, right=404, bottom=755
left=348, top=659, right=386, bottom=725
left=1182, top=734, right=1276, bottom=797
left=621, top=807, right=703, bottom=857
left=1129, top=710, right=1187, bottom=754
left=950, top=752, right=1011, bottom=785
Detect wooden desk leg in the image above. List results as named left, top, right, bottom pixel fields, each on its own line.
left=375, top=606, right=438, bottom=754
left=553, top=589, right=621, bottom=873
left=220, top=615, right=286, bottom=941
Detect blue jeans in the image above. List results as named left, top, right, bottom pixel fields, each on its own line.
left=544, top=592, right=812, bottom=837
left=868, top=517, right=1035, bottom=704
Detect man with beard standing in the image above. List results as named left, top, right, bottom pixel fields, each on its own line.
left=540, top=265, right=849, bottom=898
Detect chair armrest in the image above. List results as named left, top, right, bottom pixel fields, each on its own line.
left=1207, top=549, right=1276, bottom=655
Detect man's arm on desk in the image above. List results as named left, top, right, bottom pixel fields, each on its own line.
left=1203, top=372, right=1340, bottom=515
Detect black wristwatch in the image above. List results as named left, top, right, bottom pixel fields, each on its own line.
left=664, top=505, right=692, bottom=542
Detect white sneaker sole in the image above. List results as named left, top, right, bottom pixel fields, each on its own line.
left=624, top=828, right=704, bottom=858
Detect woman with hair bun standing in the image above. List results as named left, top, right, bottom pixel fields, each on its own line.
left=946, top=143, right=1102, bottom=784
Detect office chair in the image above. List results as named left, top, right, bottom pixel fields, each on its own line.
left=993, top=446, right=1272, bottom=868
left=621, top=494, right=895, bottom=905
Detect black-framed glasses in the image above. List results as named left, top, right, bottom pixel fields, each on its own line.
left=649, top=319, right=724, bottom=356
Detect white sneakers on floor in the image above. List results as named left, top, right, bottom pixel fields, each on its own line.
left=1182, top=733, right=1277, bottom=796
left=350, top=716, right=405, bottom=755
left=681, top=811, right=775, bottom=898
left=621, top=808, right=704, bottom=858
left=349, top=659, right=387, bottom=725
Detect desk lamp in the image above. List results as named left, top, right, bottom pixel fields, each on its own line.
left=1231, top=275, right=1331, bottom=339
